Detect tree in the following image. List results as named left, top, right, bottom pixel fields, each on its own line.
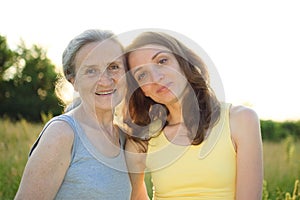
left=0, top=35, right=15, bottom=103
left=0, top=36, right=63, bottom=121
left=0, top=35, right=15, bottom=81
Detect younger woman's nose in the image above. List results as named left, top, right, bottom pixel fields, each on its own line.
left=150, top=66, right=164, bottom=82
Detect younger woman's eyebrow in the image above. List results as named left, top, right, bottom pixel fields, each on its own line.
left=131, top=50, right=172, bottom=75
left=151, top=50, right=172, bottom=60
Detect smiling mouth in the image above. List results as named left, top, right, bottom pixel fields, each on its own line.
left=95, top=89, right=116, bottom=95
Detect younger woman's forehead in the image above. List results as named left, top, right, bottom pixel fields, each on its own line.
left=128, top=45, right=174, bottom=65
left=129, top=44, right=170, bottom=53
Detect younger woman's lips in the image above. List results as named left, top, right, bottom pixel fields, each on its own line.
left=156, top=82, right=172, bottom=93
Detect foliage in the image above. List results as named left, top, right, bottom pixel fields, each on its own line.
left=0, top=35, right=16, bottom=82
left=0, top=35, right=63, bottom=122
left=261, top=120, right=300, bottom=141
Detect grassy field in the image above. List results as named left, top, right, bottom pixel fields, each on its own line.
left=0, top=118, right=41, bottom=199
left=0, top=118, right=299, bottom=199
left=262, top=139, right=300, bottom=199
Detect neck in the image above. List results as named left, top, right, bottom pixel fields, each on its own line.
left=72, top=104, right=120, bottom=149
left=77, top=104, right=114, bottom=130
left=165, top=101, right=183, bottom=125
left=95, top=107, right=114, bottom=127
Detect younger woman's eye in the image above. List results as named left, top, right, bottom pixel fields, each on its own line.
left=158, top=58, right=168, bottom=65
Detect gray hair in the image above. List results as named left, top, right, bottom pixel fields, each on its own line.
left=62, top=29, right=117, bottom=82
left=62, top=29, right=122, bottom=112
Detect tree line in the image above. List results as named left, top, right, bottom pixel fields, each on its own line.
left=0, top=34, right=299, bottom=141
left=261, top=120, right=300, bottom=141
left=0, top=34, right=63, bottom=121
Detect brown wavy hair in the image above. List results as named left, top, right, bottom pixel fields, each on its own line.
left=124, top=31, right=221, bottom=147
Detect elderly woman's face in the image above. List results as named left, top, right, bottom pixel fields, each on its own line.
left=73, top=40, right=126, bottom=111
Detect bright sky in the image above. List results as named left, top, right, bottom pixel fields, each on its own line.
left=1, top=0, right=299, bottom=121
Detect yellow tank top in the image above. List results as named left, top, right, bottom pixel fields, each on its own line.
left=146, top=103, right=236, bottom=200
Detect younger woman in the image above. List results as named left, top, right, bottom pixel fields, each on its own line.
left=124, top=31, right=263, bottom=200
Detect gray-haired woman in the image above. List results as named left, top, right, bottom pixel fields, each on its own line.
left=15, top=29, right=131, bottom=200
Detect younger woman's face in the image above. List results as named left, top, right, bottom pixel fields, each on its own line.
left=73, top=40, right=126, bottom=112
left=128, top=44, right=188, bottom=106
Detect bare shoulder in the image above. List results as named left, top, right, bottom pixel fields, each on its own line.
left=42, top=120, right=74, bottom=142
left=125, top=138, right=139, bottom=153
left=31, top=119, right=75, bottom=156
left=229, top=105, right=261, bottom=145
left=125, top=138, right=148, bottom=153
left=15, top=119, right=75, bottom=199
left=125, top=138, right=148, bottom=171
left=230, top=105, right=259, bottom=122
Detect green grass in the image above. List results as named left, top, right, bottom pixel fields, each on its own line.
left=0, top=118, right=41, bottom=199
left=0, top=118, right=299, bottom=199
left=263, top=138, right=300, bottom=199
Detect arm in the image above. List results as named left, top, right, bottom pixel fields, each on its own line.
left=125, top=139, right=150, bottom=200
left=14, top=121, right=74, bottom=200
left=230, top=106, right=263, bottom=200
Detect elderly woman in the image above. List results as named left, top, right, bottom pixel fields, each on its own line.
left=15, top=29, right=131, bottom=200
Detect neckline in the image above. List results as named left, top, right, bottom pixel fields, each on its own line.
left=160, top=130, right=198, bottom=147
left=167, top=122, right=184, bottom=126
left=71, top=116, right=123, bottom=161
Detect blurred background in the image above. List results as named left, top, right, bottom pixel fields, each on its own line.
left=1, top=0, right=299, bottom=199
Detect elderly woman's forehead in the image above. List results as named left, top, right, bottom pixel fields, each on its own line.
left=77, top=41, right=122, bottom=61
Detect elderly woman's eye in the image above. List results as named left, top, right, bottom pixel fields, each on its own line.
left=136, top=71, right=147, bottom=82
left=108, top=63, right=120, bottom=71
left=84, top=68, right=100, bottom=76
left=86, top=68, right=96, bottom=74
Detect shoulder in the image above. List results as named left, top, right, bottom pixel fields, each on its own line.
left=229, top=105, right=259, bottom=123
left=125, top=138, right=148, bottom=171
left=229, top=105, right=261, bottom=146
left=43, top=118, right=75, bottom=141
left=31, top=117, right=75, bottom=156
left=125, top=138, right=148, bottom=153
left=17, top=118, right=76, bottom=199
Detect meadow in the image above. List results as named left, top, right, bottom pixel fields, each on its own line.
left=0, top=118, right=299, bottom=200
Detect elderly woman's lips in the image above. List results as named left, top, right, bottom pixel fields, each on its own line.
left=95, top=89, right=116, bottom=95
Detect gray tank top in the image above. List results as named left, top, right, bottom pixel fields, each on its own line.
left=30, top=114, right=131, bottom=200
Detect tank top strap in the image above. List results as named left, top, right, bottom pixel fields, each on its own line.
left=29, top=114, right=79, bottom=159
left=199, top=102, right=231, bottom=159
